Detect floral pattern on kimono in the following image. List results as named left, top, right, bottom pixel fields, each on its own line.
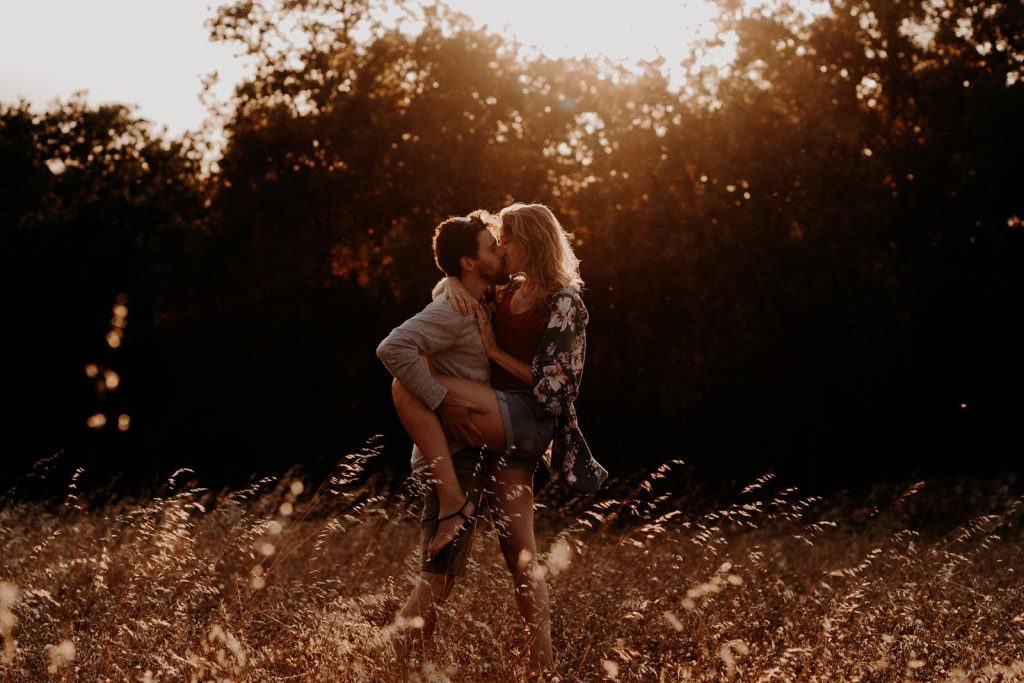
left=526, top=285, right=608, bottom=493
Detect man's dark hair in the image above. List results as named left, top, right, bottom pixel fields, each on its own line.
left=432, top=210, right=488, bottom=277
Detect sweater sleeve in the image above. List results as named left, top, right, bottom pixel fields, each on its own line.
left=376, top=302, right=462, bottom=410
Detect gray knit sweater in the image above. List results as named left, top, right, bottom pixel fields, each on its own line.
left=376, top=297, right=490, bottom=470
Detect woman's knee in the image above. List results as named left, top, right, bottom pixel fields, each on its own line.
left=499, top=537, right=537, bottom=573
left=391, top=377, right=404, bottom=399
left=500, top=545, right=523, bottom=574
left=391, top=378, right=417, bottom=409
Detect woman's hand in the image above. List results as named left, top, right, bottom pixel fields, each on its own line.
left=474, top=303, right=499, bottom=359
left=433, top=276, right=475, bottom=316
left=477, top=302, right=533, bottom=383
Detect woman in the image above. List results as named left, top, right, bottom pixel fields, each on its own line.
left=391, top=203, right=607, bottom=673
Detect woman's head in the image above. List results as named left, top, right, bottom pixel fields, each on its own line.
left=497, top=203, right=582, bottom=300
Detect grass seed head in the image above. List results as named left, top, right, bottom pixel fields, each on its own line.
left=46, top=639, right=75, bottom=673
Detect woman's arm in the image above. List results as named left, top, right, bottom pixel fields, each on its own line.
left=532, top=291, right=588, bottom=417
left=432, top=276, right=476, bottom=316
left=474, top=305, right=533, bottom=384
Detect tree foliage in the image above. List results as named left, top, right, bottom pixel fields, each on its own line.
left=3, top=0, right=1021, bottom=489
left=1, top=96, right=207, bottom=482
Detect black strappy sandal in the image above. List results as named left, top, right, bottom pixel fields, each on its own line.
left=428, top=496, right=476, bottom=559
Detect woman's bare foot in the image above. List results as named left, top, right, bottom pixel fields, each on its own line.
left=427, top=497, right=477, bottom=558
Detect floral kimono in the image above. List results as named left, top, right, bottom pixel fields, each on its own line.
left=531, top=285, right=608, bottom=493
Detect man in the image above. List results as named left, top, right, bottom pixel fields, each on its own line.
left=376, top=211, right=508, bottom=656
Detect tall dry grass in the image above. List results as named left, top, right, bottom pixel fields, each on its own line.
left=1, top=447, right=1022, bottom=682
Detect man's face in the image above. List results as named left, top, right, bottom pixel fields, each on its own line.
left=472, top=228, right=509, bottom=285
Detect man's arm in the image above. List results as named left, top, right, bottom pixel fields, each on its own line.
left=376, top=303, right=486, bottom=445
left=376, top=302, right=459, bottom=410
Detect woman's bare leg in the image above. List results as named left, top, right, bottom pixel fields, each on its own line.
left=391, top=376, right=507, bottom=556
left=392, top=378, right=463, bottom=508
left=489, top=467, right=553, bottom=675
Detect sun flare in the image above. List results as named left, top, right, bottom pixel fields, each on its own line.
left=454, top=0, right=720, bottom=60
left=448, top=0, right=830, bottom=81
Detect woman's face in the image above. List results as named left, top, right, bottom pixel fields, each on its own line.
left=499, top=229, right=526, bottom=274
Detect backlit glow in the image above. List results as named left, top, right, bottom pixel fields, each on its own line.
left=447, top=0, right=828, bottom=83
left=451, top=0, right=721, bottom=65
left=2, top=1, right=829, bottom=137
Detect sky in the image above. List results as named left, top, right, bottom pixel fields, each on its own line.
left=0, top=0, right=723, bottom=138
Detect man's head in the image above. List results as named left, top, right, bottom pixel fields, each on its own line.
left=432, top=211, right=507, bottom=285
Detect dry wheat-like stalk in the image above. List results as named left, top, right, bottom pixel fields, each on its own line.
left=0, top=451, right=1021, bottom=682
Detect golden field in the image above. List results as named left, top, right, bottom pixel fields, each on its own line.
left=1, top=451, right=1022, bottom=682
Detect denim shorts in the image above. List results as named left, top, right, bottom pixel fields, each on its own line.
left=493, top=389, right=556, bottom=473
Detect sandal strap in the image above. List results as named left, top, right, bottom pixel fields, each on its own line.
left=427, top=496, right=476, bottom=560
left=435, top=496, right=474, bottom=524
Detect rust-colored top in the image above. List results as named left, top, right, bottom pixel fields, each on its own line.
left=490, top=288, right=548, bottom=391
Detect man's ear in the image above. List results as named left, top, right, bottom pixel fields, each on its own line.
left=459, top=255, right=475, bottom=273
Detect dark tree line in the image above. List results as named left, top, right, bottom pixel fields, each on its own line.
left=2, top=0, right=1021, bottom=493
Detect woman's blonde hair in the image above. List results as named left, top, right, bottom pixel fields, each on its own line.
left=498, top=203, right=583, bottom=305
